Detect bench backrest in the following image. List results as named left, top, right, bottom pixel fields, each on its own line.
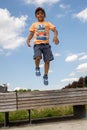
left=17, top=88, right=87, bottom=110
left=0, top=88, right=87, bottom=112
left=0, top=92, right=16, bottom=112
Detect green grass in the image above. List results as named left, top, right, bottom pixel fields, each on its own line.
left=0, top=113, right=4, bottom=122
left=0, top=106, right=73, bottom=123
left=9, top=110, right=28, bottom=121
left=31, top=106, right=73, bottom=119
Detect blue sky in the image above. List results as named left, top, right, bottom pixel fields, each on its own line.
left=0, top=0, right=87, bottom=91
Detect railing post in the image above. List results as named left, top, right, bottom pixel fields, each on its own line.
left=73, top=105, right=86, bottom=118
left=28, top=109, right=31, bottom=124
left=4, top=112, right=9, bottom=127
left=0, top=84, right=9, bottom=127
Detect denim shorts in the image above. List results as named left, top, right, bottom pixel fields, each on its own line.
left=33, top=44, right=54, bottom=62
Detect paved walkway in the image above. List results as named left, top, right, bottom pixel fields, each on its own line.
left=1, top=119, right=87, bottom=130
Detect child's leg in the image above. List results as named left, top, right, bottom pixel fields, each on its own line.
left=35, top=56, right=41, bottom=68
left=43, top=61, right=50, bottom=85
left=35, top=56, right=41, bottom=76
left=44, top=61, right=50, bottom=75
left=33, top=44, right=42, bottom=76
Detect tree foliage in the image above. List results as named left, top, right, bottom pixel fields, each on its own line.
left=63, top=76, right=87, bottom=89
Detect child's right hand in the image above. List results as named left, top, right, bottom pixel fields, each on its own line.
left=27, top=40, right=31, bottom=47
left=26, top=32, right=34, bottom=47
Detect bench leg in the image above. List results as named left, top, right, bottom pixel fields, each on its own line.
left=73, top=105, right=86, bottom=118
left=4, top=112, right=9, bottom=127
left=28, top=110, right=31, bottom=124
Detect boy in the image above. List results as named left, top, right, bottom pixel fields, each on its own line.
left=27, top=7, right=59, bottom=85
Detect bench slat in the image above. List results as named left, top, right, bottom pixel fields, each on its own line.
left=17, top=88, right=87, bottom=110
left=0, top=88, right=87, bottom=112
left=0, top=92, right=17, bottom=112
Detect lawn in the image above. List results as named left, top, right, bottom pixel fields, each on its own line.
left=0, top=106, right=73, bottom=123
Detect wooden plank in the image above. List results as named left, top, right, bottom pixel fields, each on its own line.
left=17, top=88, right=87, bottom=98
left=17, top=88, right=87, bottom=110
left=0, top=92, right=17, bottom=112
left=17, top=89, right=87, bottom=103
left=0, top=88, right=87, bottom=112
left=17, top=93, right=87, bottom=101
left=18, top=98, right=87, bottom=109
left=0, top=88, right=87, bottom=127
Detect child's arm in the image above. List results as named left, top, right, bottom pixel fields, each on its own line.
left=27, top=31, right=34, bottom=47
left=52, top=28, right=59, bottom=44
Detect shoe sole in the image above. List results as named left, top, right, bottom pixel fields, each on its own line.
left=43, top=79, right=48, bottom=85
left=36, top=72, right=41, bottom=76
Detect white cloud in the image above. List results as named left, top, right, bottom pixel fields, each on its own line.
left=78, top=52, right=86, bottom=56
left=61, top=78, right=78, bottom=83
left=40, top=63, right=53, bottom=73
left=65, top=54, right=78, bottom=62
left=79, top=55, right=87, bottom=60
left=54, top=53, right=61, bottom=57
left=59, top=4, right=70, bottom=9
left=5, top=52, right=12, bottom=56
left=76, top=63, right=87, bottom=73
left=69, top=72, right=75, bottom=77
left=23, top=0, right=60, bottom=5
left=57, top=14, right=65, bottom=18
left=0, top=49, right=12, bottom=56
left=40, top=64, right=44, bottom=68
left=14, top=87, right=27, bottom=91
left=49, top=70, right=53, bottom=73
left=0, top=48, right=3, bottom=55
left=65, top=52, right=87, bottom=62
left=0, top=8, right=27, bottom=50
left=14, top=87, right=21, bottom=91
left=74, top=8, right=87, bottom=22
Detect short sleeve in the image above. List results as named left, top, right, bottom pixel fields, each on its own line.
left=29, top=23, right=35, bottom=32
left=48, top=22, right=56, bottom=30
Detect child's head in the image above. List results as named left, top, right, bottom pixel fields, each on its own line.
left=35, top=7, right=46, bottom=21
left=35, top=7, right=46, bottom=17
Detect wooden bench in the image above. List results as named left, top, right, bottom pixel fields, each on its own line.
left=0, top=88, right=87, bottom=127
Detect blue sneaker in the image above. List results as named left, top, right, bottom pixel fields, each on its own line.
left=43, top=74, right=48, bottom=85
left=35, top=67, right=41, bottom=76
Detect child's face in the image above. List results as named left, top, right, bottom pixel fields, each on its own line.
left=36, top=10, right=45, bottom=22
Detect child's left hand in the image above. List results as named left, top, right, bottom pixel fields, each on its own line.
left=53, top=37, right=59, bottom=44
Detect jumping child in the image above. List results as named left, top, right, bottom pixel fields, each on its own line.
left=27, top=7, right=59, bottom=85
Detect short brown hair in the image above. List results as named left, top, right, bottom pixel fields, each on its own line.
left=35, top=7, right=46, bottom=17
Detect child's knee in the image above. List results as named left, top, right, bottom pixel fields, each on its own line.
left=45, top=61, right=50, bottom=64
left=36, top=56, right=41, bottom=60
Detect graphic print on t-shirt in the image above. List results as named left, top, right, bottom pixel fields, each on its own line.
left=36, top=24, right=47, bottom=40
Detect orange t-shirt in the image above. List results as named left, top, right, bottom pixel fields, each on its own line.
left=29, top=21, right=55, bottom=44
